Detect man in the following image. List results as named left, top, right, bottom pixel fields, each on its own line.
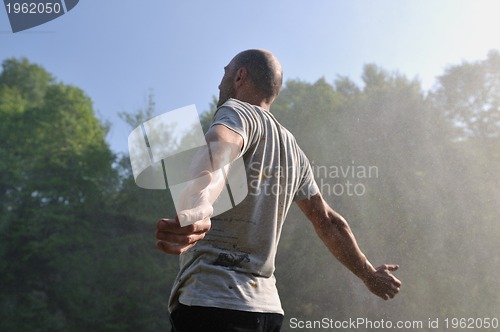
left=156, top=49, right=401, bottom=332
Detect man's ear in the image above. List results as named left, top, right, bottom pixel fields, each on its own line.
left=234, top=67, right=247, bottom=86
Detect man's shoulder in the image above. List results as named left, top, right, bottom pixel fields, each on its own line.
left=215, top=99, right=265, bottom=125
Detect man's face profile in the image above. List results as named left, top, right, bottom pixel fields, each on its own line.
left=217, top=59, right=237, bottom=107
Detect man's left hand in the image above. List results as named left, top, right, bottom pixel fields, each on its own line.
left=363, top=264, right=402, bottom=300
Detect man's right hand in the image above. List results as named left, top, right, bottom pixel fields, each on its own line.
left=156, top=171, right=213, bottom=255
left=155, top=217, right=211, bottom=255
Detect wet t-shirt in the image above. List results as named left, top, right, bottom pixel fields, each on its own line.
left=169, top=99, right=319, bottom=314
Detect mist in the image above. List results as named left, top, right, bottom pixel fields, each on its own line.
left=272, top=52, right=500, bottom=330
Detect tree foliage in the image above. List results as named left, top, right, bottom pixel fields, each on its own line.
left=431, top=50, right=500, bottom=140
left=0, top=59, right=175, bottom=332
left=272, top=57, right=499, bottom=327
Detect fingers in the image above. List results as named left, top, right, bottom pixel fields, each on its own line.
left=156, top=218, right=211, bottom=233
left=377, top=284, right=400, bottom=301
left=155, top=218, right=211, bottom=255
left=385, top=282, right=401, bottom=299
left=156, top=226, right=207, bottom=244
left=156, top=240, right=196, bottom=255
left=384, top=264, right=399, bottom=272
left=377, top=264, right=402, bottom=286
left=366, top=264, right=402, bottom=300
left=392, top=275, right=402, bottom=288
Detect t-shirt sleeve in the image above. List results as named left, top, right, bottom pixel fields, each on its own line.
left=210, top=106, right=249, bottom=156
left=294, top=156, right=320, bottom=201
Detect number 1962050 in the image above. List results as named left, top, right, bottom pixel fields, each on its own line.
left=6, top=2, right=62, bottom=14
left=444, top=317, right=498, bottom=329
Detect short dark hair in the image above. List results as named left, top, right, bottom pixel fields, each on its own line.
left=233, top=49, right=283, bottom=100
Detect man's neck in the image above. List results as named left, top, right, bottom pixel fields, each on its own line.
left=234, top=90, right=272, bottom=112
left=229, top=98, right=270, bottom=112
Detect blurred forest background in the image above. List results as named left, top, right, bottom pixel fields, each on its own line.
left=1, top=50, right=499, bottom=331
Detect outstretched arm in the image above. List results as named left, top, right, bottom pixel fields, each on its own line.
left=155, top=124, right=243, bottom=255
left=296, top=193, right=401, bottom=300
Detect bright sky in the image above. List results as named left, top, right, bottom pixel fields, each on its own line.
left=1, top=0, right=500, bottom=153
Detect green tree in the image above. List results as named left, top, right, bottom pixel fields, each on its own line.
left=272, top=70, right=440, bottom=322
left=427, top=50, right=500, bottom=318
left=431, top=50, right=500, bottom=140
left=0, top=58, right=53, bottom=108
left=0, top=58, right=118, bottom=331
left=199, top=95, right=219, bottom=133
left=0, top=58, right=182, bottom=332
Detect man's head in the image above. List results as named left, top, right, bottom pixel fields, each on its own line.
left=217, top=49, right=283, bottom=110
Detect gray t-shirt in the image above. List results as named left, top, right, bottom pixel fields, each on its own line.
left=169, top=98, right=319, bottom=314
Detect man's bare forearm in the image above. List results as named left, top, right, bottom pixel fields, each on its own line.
left=180, top=124, right=243, bottom=205
left=312, top=207, right=376, bottom=282
left=187, top=145, right=231, bottom=205
left=298, top=194, right=401, bottom=300
left=297, top=195, right=375, bottom=282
